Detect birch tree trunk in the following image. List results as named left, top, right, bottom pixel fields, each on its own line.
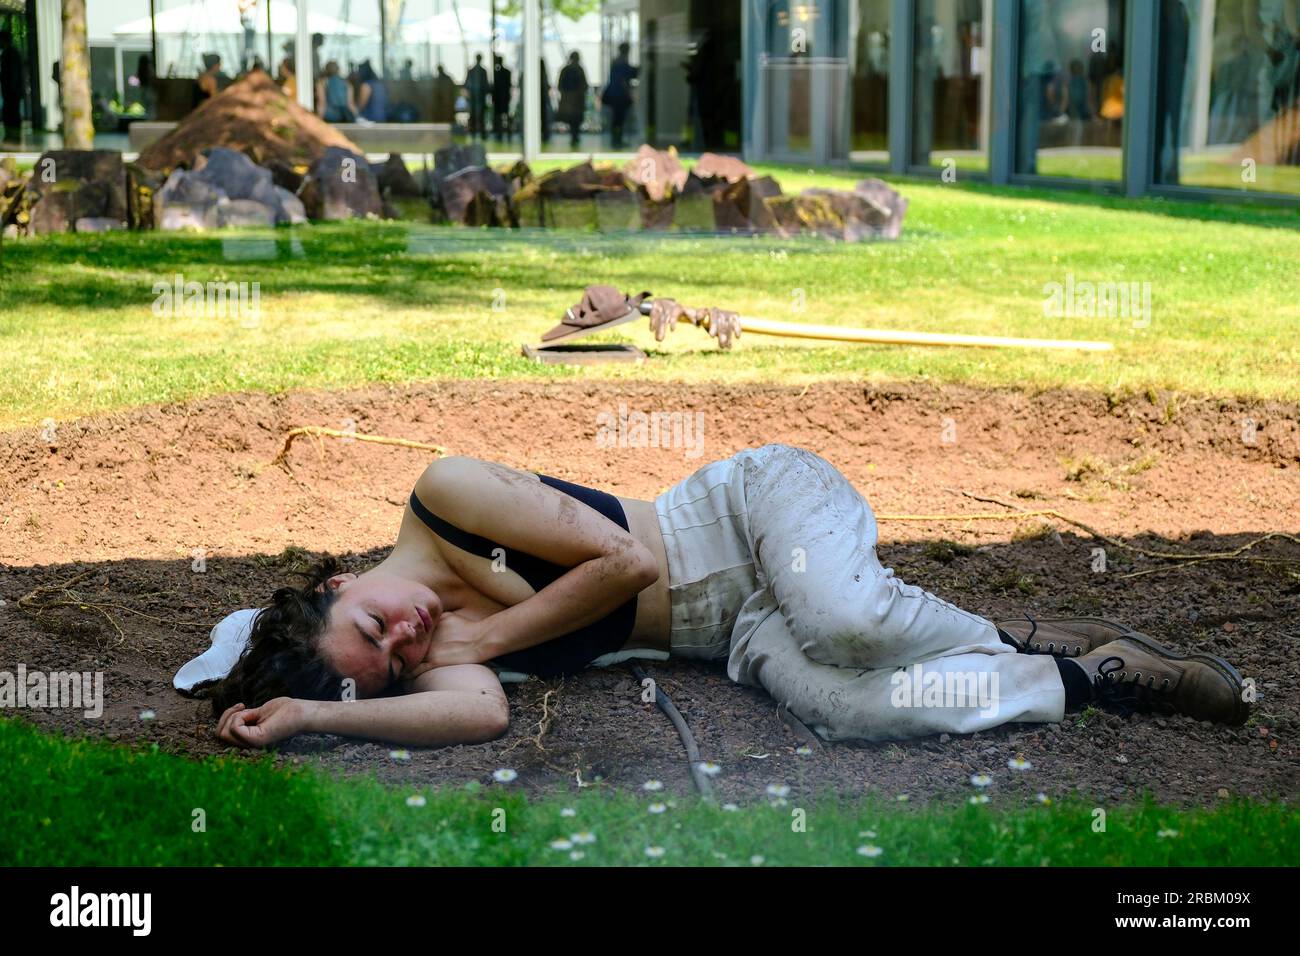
left=60, top=0, right=94, bottom=149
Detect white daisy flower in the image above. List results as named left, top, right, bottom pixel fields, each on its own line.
left=388, top=749, right=411, bottom=762
left=857, top=845, right=884, bottom=858
left=698, top=762, right=722, bottom=776
left=560, top=807, right=577, bottom=818
left=858, top=830, right=877, bottom=839
left=571, top=831, right=596, bottom=845
left=139, top=709, right=157, bottom=721
left=969, top=794, right=990, bottom=805
left=549, top=839, right=574, bottom=851
left=795, top=745, right=813, bottom=756
left=642, top=780, right=664, bottom=792
left=766, top=783, right=790, bottom=798
left=645, top=846, right=665, bottom=859
left=970, top=773, right=993, bottom=788
left=1007, top=756, right=1033, bottom=772
left=404, top=794, right=426, bottom=808
left=721, top=803, right=739, bottom=812
left=569, top=850, right=585, bottom=861
left=1157, top=829, right=1180, bottom=839
left=648, top=802, right=667, bottom=814
left=896, top=793, right=910, bottom=802
left=492, top=768, right=518, bottom=783
left=1035, top=793, right=1052, bottom=805
left=750, top=855, right=765, bottom=866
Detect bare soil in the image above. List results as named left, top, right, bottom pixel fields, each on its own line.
left=1, top=379, right=1296, bottom=807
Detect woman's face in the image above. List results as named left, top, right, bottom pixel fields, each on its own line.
left=315, top=570, right=443, bottom=697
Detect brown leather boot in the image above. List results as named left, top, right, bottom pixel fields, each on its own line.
left=997, top=615, right=1135, bottom=657
left=1072, top=635, right=1250, bottom=725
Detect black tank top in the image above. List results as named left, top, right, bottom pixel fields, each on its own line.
left=408, top=473, right=638, bottom=677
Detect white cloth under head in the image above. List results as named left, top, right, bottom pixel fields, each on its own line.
left=173, top=607, right=263, bottom=694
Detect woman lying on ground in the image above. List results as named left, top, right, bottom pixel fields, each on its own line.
left=205, top=443, right=1249, bottom=750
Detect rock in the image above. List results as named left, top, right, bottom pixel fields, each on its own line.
left=154, top=168, right=225, bottom=231
left=939, top=733, right=951, bottom=743
left=434, top=142, right=487, bottom=178
left=32, top=150, right=128, bottom=221
left=265, top=159, right=306, bottom=193
left=499, top=159, right=533, bottom=193
left=639, top=196, right=675, bottom=231
left=713, top=175, right=781, bottom=232
left=765, top=193, right=846, bottom=237
left=196, top=147, right=272, bottom=202
left=693, top=152, right=754, bottom=184
left=274, top=186, right=307, bottom=225
left=74, top=217, right=126, bottom=233
left=540, top=161, right=626, bottom=199
left=191, top=147, right=300, bottom=224
left=26, top=188, right=75, bottom=235
left=801, top=187, right=893, bottom=240
left=376, top=152, right=423, bottom=198
left=298, top=146, right=383, bottom=221
left=25, top=175, right=123, bottom=235
left=850, top=177, right=908, bottom=239
left=622, top=144, right=688, bottom=201
left=218, top=199, right=278, bottom=228
left=439, top=166, right=510, bottom=225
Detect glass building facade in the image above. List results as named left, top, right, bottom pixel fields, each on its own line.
left=0, top=0, right=1295, bottom=202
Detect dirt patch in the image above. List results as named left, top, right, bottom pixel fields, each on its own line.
left=0, top=379, right=1296, bottom=807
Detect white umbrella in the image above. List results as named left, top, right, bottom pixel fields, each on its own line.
left=113, top=1, right=369, bottom=38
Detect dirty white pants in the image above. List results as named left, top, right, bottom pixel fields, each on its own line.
left=654, top=443, right=1065, bottom=741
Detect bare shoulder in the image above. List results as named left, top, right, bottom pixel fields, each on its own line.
left=414, top=455, right=538, bottom=506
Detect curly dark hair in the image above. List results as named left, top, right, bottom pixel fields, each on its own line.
left=207, top=556, right=348, bottom=717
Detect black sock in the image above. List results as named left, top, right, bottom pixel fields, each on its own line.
left=1055, top=657, right=1094, bottom=711
left=996, top=626, right=1021, bottom=649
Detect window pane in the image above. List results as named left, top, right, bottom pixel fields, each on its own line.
left=851, top=0, right=890, bottom=164
left=1016, top=0, right=1126, bottom=181
left=912, top=0, right=989, bottom=172
left=541, top=0, right=741, bottom=154
left=1155, top=0, right=1300, bottom=195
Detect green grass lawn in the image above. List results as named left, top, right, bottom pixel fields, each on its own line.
left=1, top=167, right=1297, bottom=429
left=2, top=718, right=1293, bottom=866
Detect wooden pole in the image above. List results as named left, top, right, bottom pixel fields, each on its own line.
left=635, top=301, right=1113, bottom=352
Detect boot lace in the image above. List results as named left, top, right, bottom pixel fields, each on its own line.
left=1092, top=655, right=1175, bottom=716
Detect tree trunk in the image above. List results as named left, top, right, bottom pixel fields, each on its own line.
left=60, top=0, right=94, bottom=149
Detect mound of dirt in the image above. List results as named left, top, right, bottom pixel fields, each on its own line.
left=136, top=69, right=363, bottom=173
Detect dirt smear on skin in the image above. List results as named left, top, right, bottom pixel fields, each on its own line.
left=0, top=379, right=1296, bottom=808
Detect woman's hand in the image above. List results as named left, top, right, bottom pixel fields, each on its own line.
left=216, top=697, right=312, bottom=749
left=407, top=611, right=490, bottom=676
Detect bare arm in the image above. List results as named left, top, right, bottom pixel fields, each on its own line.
left=414, top=457, right=659, bottom=665
left=217, top=665, right=508, bottom=749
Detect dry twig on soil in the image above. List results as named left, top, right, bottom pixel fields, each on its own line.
left=272, top=427, right=448, bottom=471
left=872, top=490, right=1300, bottom=580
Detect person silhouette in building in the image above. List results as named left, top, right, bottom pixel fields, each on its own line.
left=465, top=54, right=489, bottom=138
left=557, top=51, right=588, bottom=148
left=601, top=41, right=637, bottom=149
left=492, top=54, right=512, bottom=139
